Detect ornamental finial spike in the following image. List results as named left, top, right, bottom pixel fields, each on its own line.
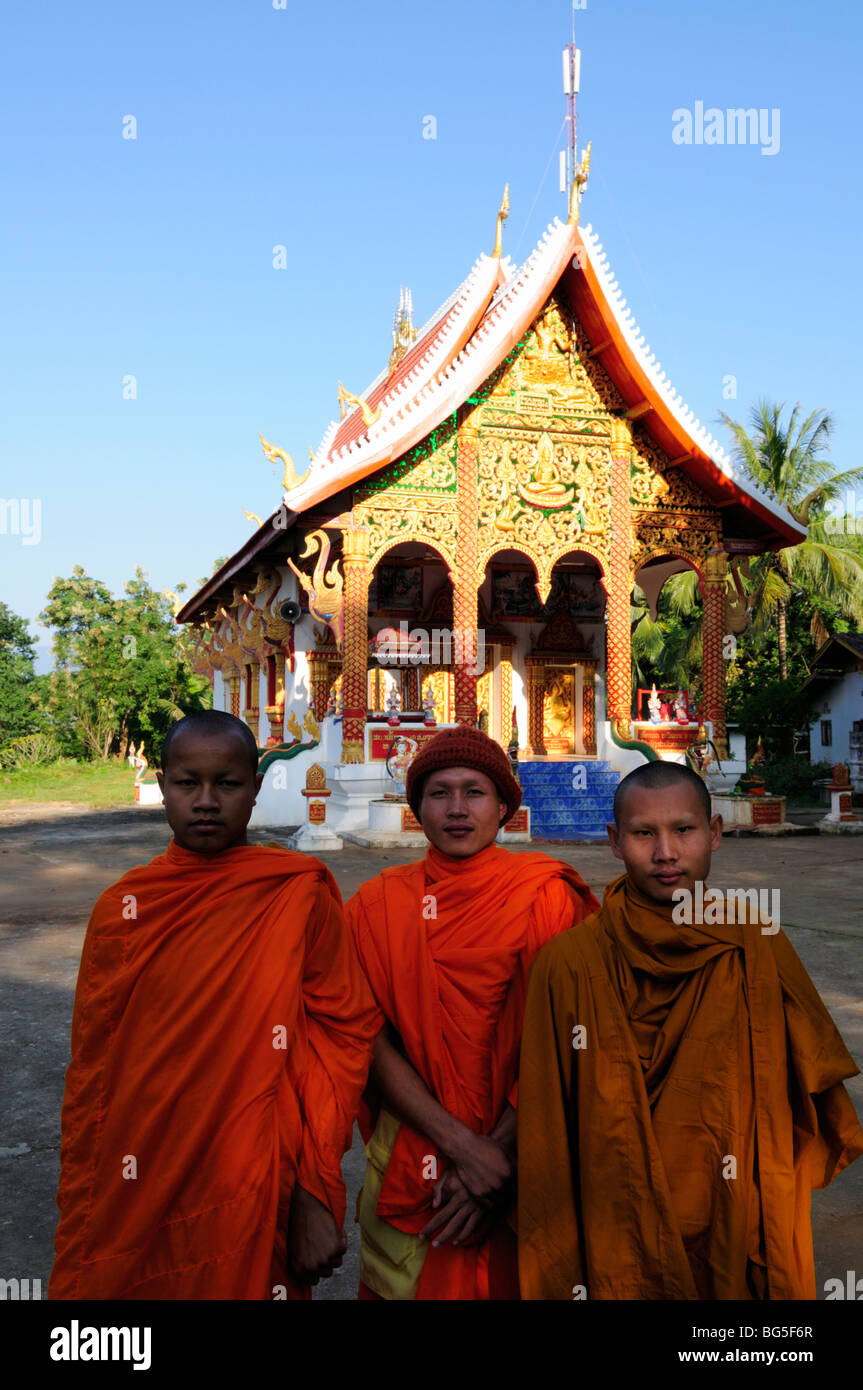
left=259, top=432, right=311, bottom=492
left=492, top=183, right=510, bottom=257
left=568, top=140, right=592, bottom=225
left=337, top=382, right=381, bottom=429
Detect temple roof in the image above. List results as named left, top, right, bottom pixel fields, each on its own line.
left=282, top=216, right=806, bottom=548
left=177, top=211, right=806, bottom=623
left=801, top=633, right=863, bottom=687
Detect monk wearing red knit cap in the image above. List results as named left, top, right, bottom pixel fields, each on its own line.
left=345, top=725, right=598, bottom=1300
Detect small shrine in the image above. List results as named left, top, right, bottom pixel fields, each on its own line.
left=820, top=763, right=862, bottom=833
left=129, top=742, right=163, bottom=807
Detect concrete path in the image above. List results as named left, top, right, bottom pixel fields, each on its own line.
left=1, top=804, right=860, bottom=1300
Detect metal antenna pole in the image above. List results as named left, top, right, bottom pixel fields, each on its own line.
left=561, top=2, right=580, bottom=203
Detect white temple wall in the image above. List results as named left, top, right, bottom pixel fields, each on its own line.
left=808, top=672, right=862, bottom=779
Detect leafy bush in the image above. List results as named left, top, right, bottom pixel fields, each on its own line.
left=761, top=757, right=834, bottom=802
left=729, top=680, right=814, bottom=759
left=0, top=733, right=61, bottom=769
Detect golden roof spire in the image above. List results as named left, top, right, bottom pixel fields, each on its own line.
left=492, top=183, right=510, bottom=257
left=567, top=141, right=592, bottom=225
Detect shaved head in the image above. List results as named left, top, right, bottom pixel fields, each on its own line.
left=613, top=759, right=711, bottom=825
left=159, top=710, right=259, bottom=774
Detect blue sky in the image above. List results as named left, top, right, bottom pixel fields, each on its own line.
left=2, top=0, right=860, bottom=670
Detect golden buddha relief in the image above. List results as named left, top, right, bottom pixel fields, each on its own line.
left=516, top=433, right=576, bottom=509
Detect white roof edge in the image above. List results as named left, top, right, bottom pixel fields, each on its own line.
left=307, top=255, right=498, bottom=473
left=286, top=220, right=574, bottom=513
left=289, top=217, right=804, bottom=541
left=578, top=223, right=804, bottom=537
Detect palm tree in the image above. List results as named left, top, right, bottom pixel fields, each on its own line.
left=718, top=401, right=863, bottom=679
left=630, top=572, right=702, bottom=699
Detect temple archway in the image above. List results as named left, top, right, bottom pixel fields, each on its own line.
left=631, top=552, right=705, bottom=754
left=480, top=548, right=606, bottom=757
left=368, top=540, right=455, bottom=720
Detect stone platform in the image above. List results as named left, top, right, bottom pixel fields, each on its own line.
left=712, top=792, right=788, bottom=832
left=341, top=795, right=531, bottom=848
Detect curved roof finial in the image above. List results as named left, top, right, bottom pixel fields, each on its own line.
left=568, top=141, right=592, bottom=225
left=492, top=183, right=510, bottom=257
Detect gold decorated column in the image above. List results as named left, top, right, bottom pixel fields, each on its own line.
left=307, top=649, right=331, bottom=722
left=265, top=651, right=286, bottom=744
left=454, top=412, right=480, bottom=726
left=243, top=660, right=261, bottom=739
left=227, top=672, right=241, bottom=718
left=702, top=548, right=729, bottom=759
left=340, top=527, right=370, bottom=763
left=607, top=418, right=634, bottom=736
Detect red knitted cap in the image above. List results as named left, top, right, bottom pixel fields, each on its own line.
left=405, top=727, right=522, bottom=824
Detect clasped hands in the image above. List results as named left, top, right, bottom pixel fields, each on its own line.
left=420, top=1129, right=514, bottom=1248
left=287, top=1184, right=347, bottom=1286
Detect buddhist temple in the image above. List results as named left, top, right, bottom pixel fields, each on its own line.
left=176, top=171, right=806, bottom=840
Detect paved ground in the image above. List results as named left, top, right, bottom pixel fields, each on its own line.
left=1, top=802, right=861, bottom=1300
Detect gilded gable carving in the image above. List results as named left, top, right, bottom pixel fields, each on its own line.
left=358, top=419, right=457, bottom=498
left=631, top=428, right=718, bottom=515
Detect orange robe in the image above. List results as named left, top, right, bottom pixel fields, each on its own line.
left=346, top=842, right=598, bottom=1300
left=49, top=840, right=380, bottom=1300
left=518, top=873, right=863, bottom=1300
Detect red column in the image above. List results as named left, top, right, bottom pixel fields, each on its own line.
left=606, top=419, right=633, bottom=736
left=340, top=528, right=370, bottom=763
left=453, top=414, right=480, bottom=726
left=702, top=548, right=729, bottom=759
left=525, top=662, right=547, bottom=755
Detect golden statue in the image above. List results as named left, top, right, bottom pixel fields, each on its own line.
left=543, top=673, right=575, bottom=752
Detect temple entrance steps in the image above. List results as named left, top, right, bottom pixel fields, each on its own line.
left=518, top=759, right=620, bottom=840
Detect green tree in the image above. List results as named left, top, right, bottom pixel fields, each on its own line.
left=719, top=401, right=863, bottom=679
left=0, top=603, right=41, bottom=748
left=39, top=566, right=212, bottom=760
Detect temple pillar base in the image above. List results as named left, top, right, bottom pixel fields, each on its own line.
left=288, top=821, right=344, bottom=852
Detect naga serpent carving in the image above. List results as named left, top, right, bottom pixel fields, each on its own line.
left=337, top=383, right=381, bottom=429
left=287, top=529, right=344, bottom=648
left=259, top=433, right=310, bottom=492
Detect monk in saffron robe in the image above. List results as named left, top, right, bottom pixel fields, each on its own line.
left=346, top=726, right=598, bottom=1300
left=518, top=760, right=863, bottom=1300
left=50, top=710, right=379, bottom=1300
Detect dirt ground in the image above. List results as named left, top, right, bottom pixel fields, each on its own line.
left=1, top=802, right=861, bottom=1301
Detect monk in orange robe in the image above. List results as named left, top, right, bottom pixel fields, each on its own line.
left=346, top=726, right=598, bottom=1300
left=49, top=710, right=379, bottom=1300
left=518, top=760, right=863, bottom=1300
